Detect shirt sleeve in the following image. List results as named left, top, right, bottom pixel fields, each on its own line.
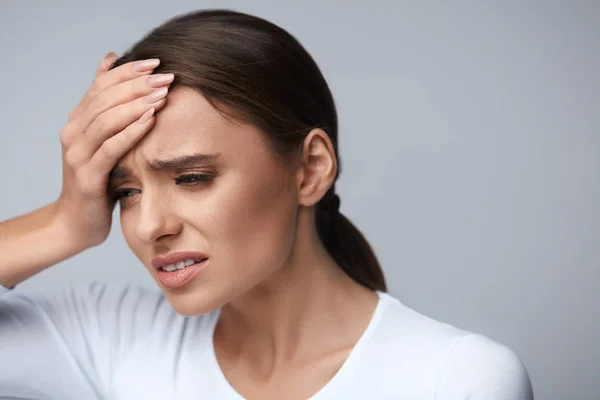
left=0, top=284, right=11, bottom=296
left=0, top=281, right=166, bottom=399
left=435, top=333, right=534, bottom=400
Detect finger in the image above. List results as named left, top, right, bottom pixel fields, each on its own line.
left=68, top=52, right=119, bottom=123
left=69, top=92, right=168, bottom=165
left=64, top=70, right=172, bottom=147
left=70, top=58, right=161, bottom=124
left=82, top=107, right=158, bottom=189
left=76, top=72, right=174, bottom=133
left=80, top=58, right=162, bottom=112
left=95, top=51, right=118, bottom=79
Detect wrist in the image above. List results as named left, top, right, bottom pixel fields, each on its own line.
left=51, top=211, right=93, bottom=255
left=0, top=208, right=86, bottom=288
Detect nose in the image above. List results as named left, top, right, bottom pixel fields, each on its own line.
left=134, top=189, right=182, bottom=244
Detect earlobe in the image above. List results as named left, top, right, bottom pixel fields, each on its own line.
left=296, top=128, right=337, bottom=208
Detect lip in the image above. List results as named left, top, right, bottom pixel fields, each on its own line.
left=156, top=258, right=208, bottom=289
left=151, top=251, right=209, bottom=269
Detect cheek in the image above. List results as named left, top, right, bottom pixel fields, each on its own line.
left=204, top=169, right=297, bottom=282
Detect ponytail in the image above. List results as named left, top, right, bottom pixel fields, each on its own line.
left=316, top=190, right=387, bottom=292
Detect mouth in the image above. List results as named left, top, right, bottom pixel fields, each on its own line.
left=156, top=258, right=209, bottom=289
left=158, top=258, right=206, bottom=272
left=151, top=252, right=209, bottom=289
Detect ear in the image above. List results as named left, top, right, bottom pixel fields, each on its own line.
left=296, top=128, right=338, bottom=207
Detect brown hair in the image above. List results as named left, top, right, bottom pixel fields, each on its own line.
left=111, top=9, right=387, bottom=292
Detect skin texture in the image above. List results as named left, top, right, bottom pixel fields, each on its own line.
left=111, top=86, right=379, bottom=399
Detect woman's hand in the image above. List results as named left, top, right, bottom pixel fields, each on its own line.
left=54, top=52, right=173, bottom=249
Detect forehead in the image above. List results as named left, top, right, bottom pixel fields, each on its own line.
left=117, top=86, right=265, bottom=170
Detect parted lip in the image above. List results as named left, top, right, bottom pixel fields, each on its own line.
left=151, top=251, right=208, bottom=269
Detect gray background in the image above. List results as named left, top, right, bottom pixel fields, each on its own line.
left=1, top=1, right=598, bottom=399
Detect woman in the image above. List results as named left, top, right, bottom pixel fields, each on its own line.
left=0, top=9, right=533, bottom=400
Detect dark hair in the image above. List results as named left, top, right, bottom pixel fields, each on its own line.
left=111, top=9, right=387, bottom=292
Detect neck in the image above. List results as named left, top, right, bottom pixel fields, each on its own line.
left=214, top=210, right=379, bottom=372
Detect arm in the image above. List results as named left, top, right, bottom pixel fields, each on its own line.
left=0, top=52, right=169, bottom=290
left=0, top=203, right=85, bottom=289
left=0, top=281, right=165, bottom=399
left=435, top=334, right=534, bottom=400
left=0, top=52, right=171, bottom=398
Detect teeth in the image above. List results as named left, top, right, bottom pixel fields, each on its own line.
left=174, top=261, right=186, bottom=270
left=184, top=259, right=196, bottom=267
left=161, top=259, right=202, bottom=272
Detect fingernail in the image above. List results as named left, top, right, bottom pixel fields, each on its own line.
left=146, top=87, right=168, bottom=103
left=147, top=73, right=175, bottom=88
left=133, top=58, right=161, bottom=72
left=104, top=52, right=118, bottom=68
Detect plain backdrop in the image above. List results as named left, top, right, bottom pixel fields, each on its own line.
left=1, top=1, right=598, bottom=399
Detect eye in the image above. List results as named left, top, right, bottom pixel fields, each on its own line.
left=109, top=189, right=139, bottom=203
left=174, top=173, right=214, bottom=185
left=108, top=173, right=214, bottom=205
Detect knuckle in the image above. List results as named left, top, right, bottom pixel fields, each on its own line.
left=59, top=125, right=73, bottom=147
left=64, top=148, right=81, bottom=168
left=59, top=134, right=70, bottom=149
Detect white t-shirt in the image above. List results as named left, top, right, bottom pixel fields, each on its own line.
left=0, top=282, right=533, bottom=399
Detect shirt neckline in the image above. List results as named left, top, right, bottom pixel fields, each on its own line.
left=204, top=290, right=390, bottom=399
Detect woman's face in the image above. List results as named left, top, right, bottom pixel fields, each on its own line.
left=110, top=87, right=300, bottom=316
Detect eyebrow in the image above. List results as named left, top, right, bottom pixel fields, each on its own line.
left=109, top=153, right=221, bottom=181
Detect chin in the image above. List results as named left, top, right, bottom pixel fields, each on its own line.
left=160, top=287, right=230, bottom=317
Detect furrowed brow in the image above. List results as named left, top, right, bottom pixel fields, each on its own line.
left=146, top=153, right=221, bottom=171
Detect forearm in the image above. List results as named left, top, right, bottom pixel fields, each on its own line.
left=0, top=203, right=84, bottom=288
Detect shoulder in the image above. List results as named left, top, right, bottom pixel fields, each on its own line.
left=1, top=281, right=159, bottom=328
left=374, top=292, right=472, bottom=352
left=436, top=333, right=533, bottom=399
left=1, top=281, right=193, bottom=341
left=1, top=281, right=218, bottom=366
left=1, top=279, right=162, bottom=305
left=8, top=280, right=169, bottom=322
left=372, top=293, right=533, bottom=399
left=55, top=281, right=192, bottom=333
